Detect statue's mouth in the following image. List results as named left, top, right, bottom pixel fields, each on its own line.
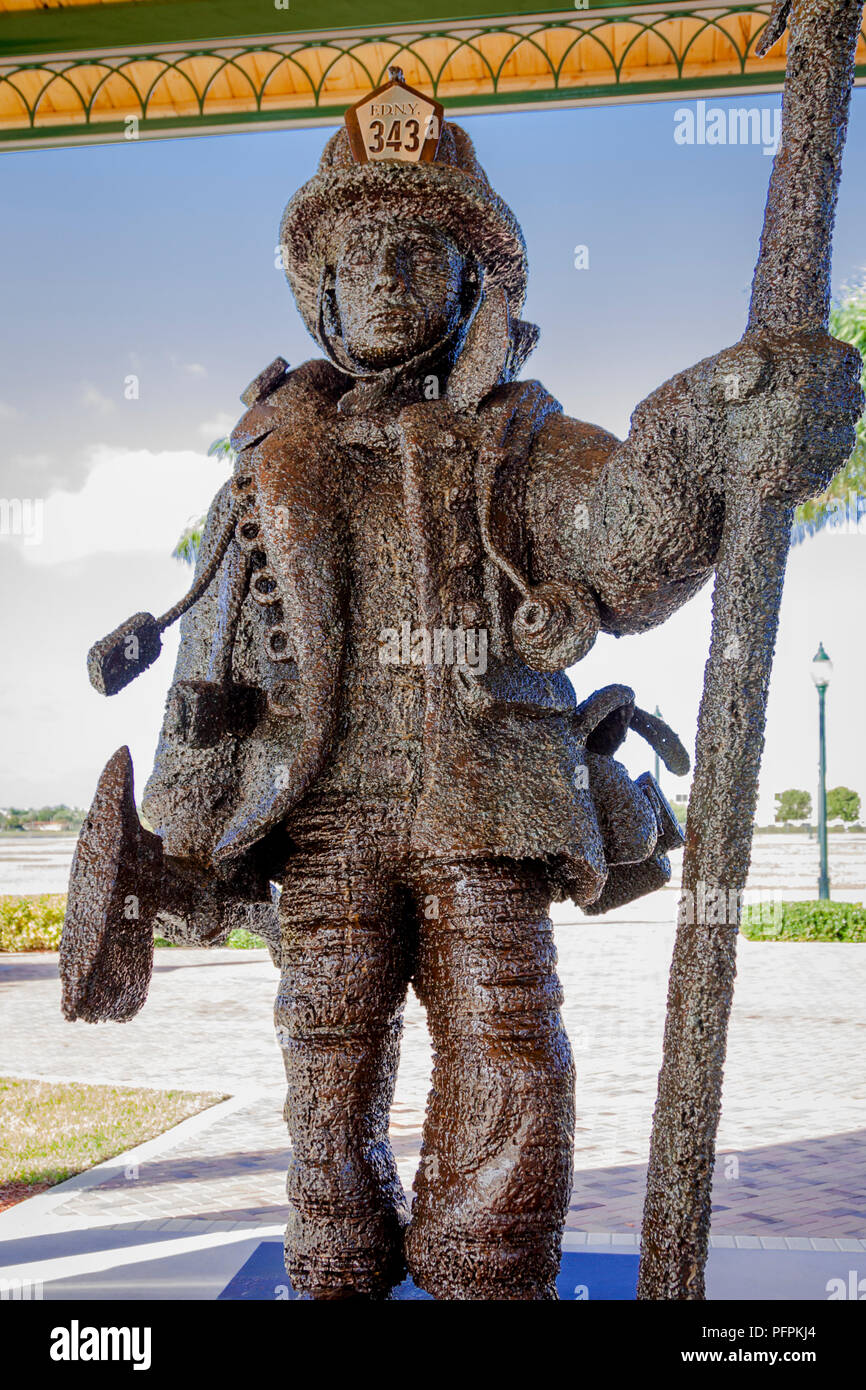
left=369, top=304, right=418, bottom=326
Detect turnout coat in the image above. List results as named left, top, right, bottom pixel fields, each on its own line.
left=143, top=355, right=721, bottom=911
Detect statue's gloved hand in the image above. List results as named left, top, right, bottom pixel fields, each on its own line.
left=158, top=853, right=280, bottom=962
left=701, top=331, right=862, bottom=507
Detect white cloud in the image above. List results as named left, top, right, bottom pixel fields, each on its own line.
left=81, top=385, right=115, bottom=415
left=0, top=401, right=18, bottom=420
left=184, top=362, right=208, bottom=377
left=197, top=412, right=236, bottom=445
left=3, top=449, right=56, bottom=483
left=13, top=444, right=231, bottom=566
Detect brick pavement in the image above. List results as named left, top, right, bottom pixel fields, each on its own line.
left=1, top=834, right=864, bottom=1242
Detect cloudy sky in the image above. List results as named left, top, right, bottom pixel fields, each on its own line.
left=1, top=93, right=865, bottom=822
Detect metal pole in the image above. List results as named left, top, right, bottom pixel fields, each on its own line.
left=654, top=705, right=661, bottom=786
left=637, top=0, right=863, bottom=1300
left=818, top=683, right=830, bottom=899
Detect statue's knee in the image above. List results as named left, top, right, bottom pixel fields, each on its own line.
left=276, top=963, right=403, bottom=1041
left=276, top=922, right=406, bottom=1040
left=276, top=981, right=398, bottom=1040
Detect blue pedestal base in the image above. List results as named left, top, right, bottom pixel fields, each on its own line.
left=218, top=1241, right=640, bottom=1301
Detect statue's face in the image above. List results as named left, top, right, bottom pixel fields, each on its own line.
left=334, top=217, right=466, bottom=368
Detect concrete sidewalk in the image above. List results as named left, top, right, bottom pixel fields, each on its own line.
left=1, top=1092, right=863, bottom=1300
left=2, top=872, right=865, bottom=1298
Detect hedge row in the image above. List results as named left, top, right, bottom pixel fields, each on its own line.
left=0, top=896, right=266, bottom=952
left=0, top=894, right=66, bottom=951
left=741, top=899, right=866, bottom=942
left=4, top=892, right=863, bottom=950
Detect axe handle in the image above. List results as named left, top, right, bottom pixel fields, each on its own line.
left=156, top=505, right=239, bottom=632
left=638, top=0, right=864, bottom=1300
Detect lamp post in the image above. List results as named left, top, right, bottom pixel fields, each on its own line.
left=810, top=643, right=832, bottom=900
left=654, top=705, right=661, bottom=786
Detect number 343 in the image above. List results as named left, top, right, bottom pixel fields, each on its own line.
left=368, top=116, right=438, bottom=154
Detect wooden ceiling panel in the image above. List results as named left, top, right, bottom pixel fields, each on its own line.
left=0, top=4, right=863, bottom=148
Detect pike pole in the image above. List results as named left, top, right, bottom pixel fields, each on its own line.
left=638, top=0, right=865, bottom=1299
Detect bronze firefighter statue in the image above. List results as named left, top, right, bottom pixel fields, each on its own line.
left=61, top=69, right=861, bottom=1301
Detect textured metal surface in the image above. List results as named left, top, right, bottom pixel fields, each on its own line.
left=638, top=0, right=865, bottom=1301
left=63, top=64, right=860, bottom=1297
left=278, top=794, right=572, bottom=1300
left=86, top=612, right=162, bottom=696
left=60, top=746, right=160, bottom=1022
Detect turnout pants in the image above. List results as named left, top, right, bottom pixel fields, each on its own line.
left=275, top=797, right=575, bottom=1300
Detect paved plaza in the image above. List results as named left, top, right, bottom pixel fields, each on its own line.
left=1, top=834, right=864, bottom=1296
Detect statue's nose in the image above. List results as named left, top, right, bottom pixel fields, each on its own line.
left=372, top=254, right=409, bottom=294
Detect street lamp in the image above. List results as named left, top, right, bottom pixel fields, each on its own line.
left=810, top=643, right=833, bottom=900
left=654, top=705, right=662, bottom=786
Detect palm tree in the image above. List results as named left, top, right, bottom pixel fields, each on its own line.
left=172, top=437, right=234, bottom=565
left=792, top=277, right=866, bottom=544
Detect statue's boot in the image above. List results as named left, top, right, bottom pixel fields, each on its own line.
left=405, top=857, right=574, bottom=1301
left=283, top=1145, right=409, bottom=1299
left=60, top=746, right=278, bottom=1023
left=276, top=851, right=412, bottom=1299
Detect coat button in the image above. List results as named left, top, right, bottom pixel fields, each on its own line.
left=268, top=682, right=300, bottom=718
left=236, top=516, right=262, bottom=550
left=250, top=568, right=281, bottom=606
left=455, top=541, right=475, bottom=567
left=230, top=472, right=254, bottom=500
left=265, top=626, right=293, bottom=662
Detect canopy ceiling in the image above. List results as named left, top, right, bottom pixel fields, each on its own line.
left=1, top=1, right=864, bottom=150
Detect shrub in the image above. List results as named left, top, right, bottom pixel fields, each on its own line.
left=0, top=895, right=65, bottom=951
left=153, top=928, right=266, bottom=949
left=741, top=900, right=866, bottom=942
left=0, top=895, right=267, bottom=953
left=774, top=788, right=812, bottom=823
left=224, top=927, right=268, bottom=949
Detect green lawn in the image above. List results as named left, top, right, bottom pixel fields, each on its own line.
left=0, top=1078, right=226, bottom=1211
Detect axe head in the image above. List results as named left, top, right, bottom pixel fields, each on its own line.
left=87, top=612, right=162, bottom=695
left=60, top=746, right=163, bottom=1023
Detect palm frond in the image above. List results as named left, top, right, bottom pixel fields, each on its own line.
left=793, top=278, right=866, bottom=545
left=172, top=517, right=206, bottom=565
left=173, top=436, right=236, bottom=566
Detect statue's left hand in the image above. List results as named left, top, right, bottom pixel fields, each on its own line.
left=701, top=331, right=863, bottom=507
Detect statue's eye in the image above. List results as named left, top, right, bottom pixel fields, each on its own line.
left=341, top=251, right=371, bottom=275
